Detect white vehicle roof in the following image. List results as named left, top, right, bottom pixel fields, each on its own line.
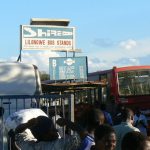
left=0, top=62, right=42, bottom=95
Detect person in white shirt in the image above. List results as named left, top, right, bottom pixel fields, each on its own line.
left=113, top=108, right=140, bottom=150
left=8, top=115, right=81, bottom=150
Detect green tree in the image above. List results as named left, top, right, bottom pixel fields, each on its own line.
left=40, top=71, right=50, bottom=81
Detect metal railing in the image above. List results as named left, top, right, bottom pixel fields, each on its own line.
left=0, top=93, right=74, bottom=150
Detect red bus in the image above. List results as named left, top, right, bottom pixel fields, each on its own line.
left=88, top=65, right=150, bottom=128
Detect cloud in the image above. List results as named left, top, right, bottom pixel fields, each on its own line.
left=88, top=38, right=150, bottom=72
left=88, top=57, right=140, bottom=73
left=88, top=58, right=108, bottom=72
left=129, top=58, right=139, bottom=64
left=9, top=51, right=59, bottom=73
left=22, top=51, right=60, bottom=72
left=119, top=39, right=137, bottom=50
left=114, top=57, right=140, bottom=66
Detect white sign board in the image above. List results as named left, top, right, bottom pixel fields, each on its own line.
left=20, top=25, right=75, bottom=51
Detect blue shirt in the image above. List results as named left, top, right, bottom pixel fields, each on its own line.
left=103, top=111, right=113, bottom=125
left=78, top=135, right=95, bottom=150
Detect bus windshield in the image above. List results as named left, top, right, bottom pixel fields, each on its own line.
left=118, top=69, right=150, bottom=96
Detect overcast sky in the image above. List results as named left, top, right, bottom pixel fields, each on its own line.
left=0, top=0, right=150, bottom=73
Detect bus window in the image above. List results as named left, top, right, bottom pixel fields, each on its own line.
left=118, top=70, right=150, bottom=96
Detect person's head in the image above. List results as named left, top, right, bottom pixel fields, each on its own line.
left=75, top=103, right=90, bottom=121
left=135, top=107, right=141, bottom=117
left=86, top=108, right=105, bottom=132
left=94, top=124, right=116, bottom=150
left=117, top=104, right=125, bottom=112
left=100, top=103, right=106, bottom=111
left=121, top=131, right=150, bottom=150
left=94, top=101, right=101, bottom=109
left=29, top=116, right=59, bottom=142
left=121, top=108, right=134, bottom=123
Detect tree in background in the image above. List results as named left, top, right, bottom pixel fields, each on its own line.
left=40, top=71, right=49, bottom=81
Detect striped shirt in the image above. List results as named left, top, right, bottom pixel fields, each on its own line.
left=78, top=135, right=95, bottom=150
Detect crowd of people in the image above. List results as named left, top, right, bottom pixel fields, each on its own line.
left=2, top=103, right=150, bottom=150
